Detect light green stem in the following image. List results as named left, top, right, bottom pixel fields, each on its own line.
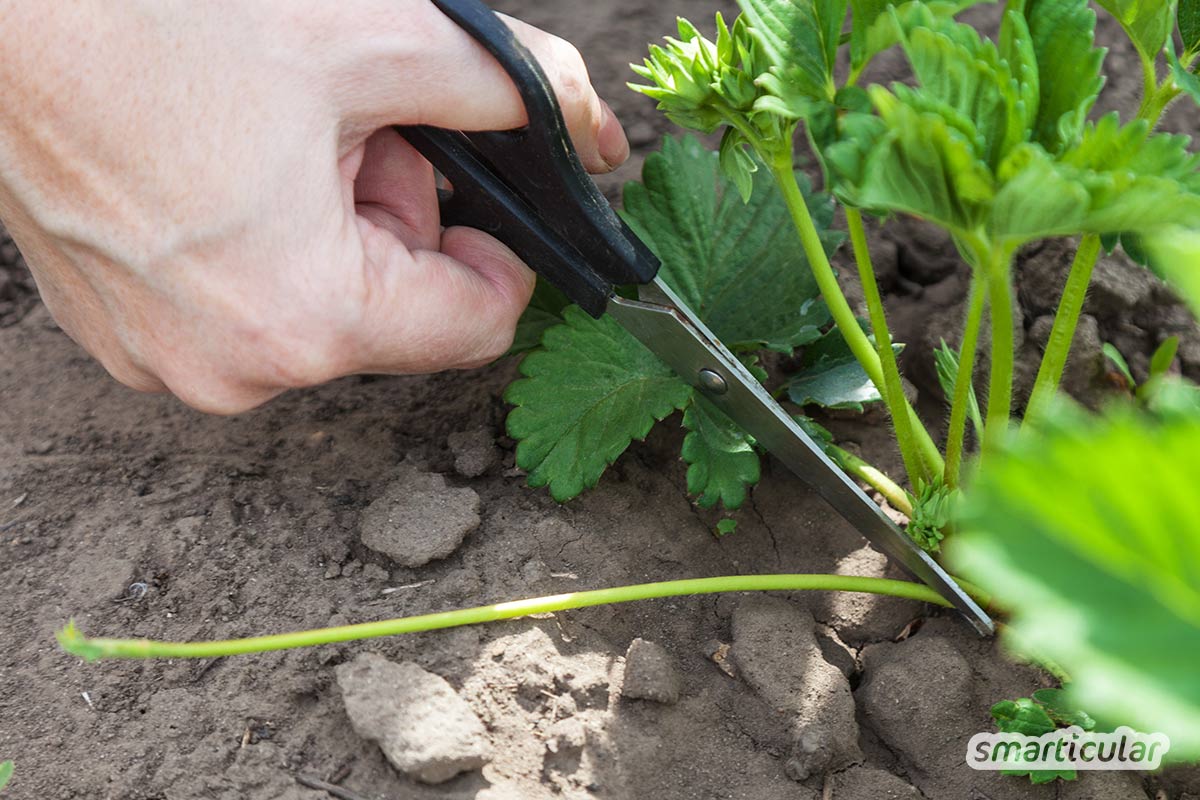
left=767, top=157, right=944, bottom=477
left=983, top=248, right=1016, bottom=455
left=59, top=575, right=961, bottom=661
left=1023, top=235, right=1101, bottom=426
left=1025, top=72, right=1177, bottom=430
left=944, top=272, right=988, bottom=487
left=846, top=207, right=931, bottom=486
left=828, top=443, right=914, bottom=516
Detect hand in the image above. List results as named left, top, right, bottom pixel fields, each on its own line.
left=0, top=0, right=628, bottom=413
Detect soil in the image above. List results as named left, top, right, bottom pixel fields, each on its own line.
left=1, top=3, right=1197, bottom=800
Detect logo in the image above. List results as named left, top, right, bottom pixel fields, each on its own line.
left=966, top=727, right=1170, bottom=771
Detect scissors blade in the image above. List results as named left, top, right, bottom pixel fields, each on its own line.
left=606, top=277, right=993, bottom=635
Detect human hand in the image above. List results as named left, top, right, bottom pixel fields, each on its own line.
left=0, top=0, right=628, bottom=412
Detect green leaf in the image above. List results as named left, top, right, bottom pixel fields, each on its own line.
left=1102, top=342, right=1136, bottom=388
left=508, top=279, right=570, bottom=356
left=1169, top=39, right=1200, bottom=107
left=682, top=396, right=761, bottom=509
left=1092, top=0, right=1174, bottom=66
left=737, top=0, right=848, bottom=104
left=827, top=89, right=996, bottom=233
left=935, top=338, right=984, bottom=438
left=716, top=518, right=739, bottom=535
left=990, top=699, right=1079, bottom=783
left=1149, top=336, right=1179, bottom=381
left=1009, top=0, right=1105, bottom=153
left=950, top=408, right=1200, bottom=761
left=787, top=326, right=900, bottom=410
left=1032, top=688, right=1097, bottom=730
left=1143, top=226, right=1200, bottom=313
left=992, top=697, right=1056, bottom=735
left=991, top=116, right=1200, bottom=241
left=622, top=135, right=836, bottom=353
left=907, top=479, right=955, bottom=553
left=851, top=1, right=991, bottom=74
left=0, top=761, right=11, bottom=792
left=1182, top=0, right=1200, bottom=57
left=894, top=8, right=1028, bottom=167
left=505, top=306, right=693, bottom=502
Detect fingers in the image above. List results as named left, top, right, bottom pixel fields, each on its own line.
left=331, top=2, right=628, bottom=172
left=351, top=221, right=535, bottom=374
left=352, top=128, right=440, bottom=251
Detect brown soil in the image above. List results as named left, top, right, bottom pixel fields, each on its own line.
left=1, top=3, right=1196, bottom=799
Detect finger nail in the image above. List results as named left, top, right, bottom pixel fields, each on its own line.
left=597, top=100, right=630, bottom=171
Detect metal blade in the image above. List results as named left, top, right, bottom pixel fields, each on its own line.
left=607, top=277, right=993, bottom=635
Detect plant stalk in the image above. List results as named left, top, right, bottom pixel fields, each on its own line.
left=60, top=574, right=964, bottom=661
left=767, top=156, right=944, bottom=477
left=1023, top=235, right=1101, bottom=426
left=828, top=443, right=914, bottom=516
left=945, top=273, right=988, bottom=487
left=983, top=247, right=1016, bottom=455
left=846, top=207, right=931, bottom=486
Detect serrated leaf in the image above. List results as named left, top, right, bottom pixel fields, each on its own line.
left=1033, top=688, right=1097, bottom=730
left=1009, top=0, right=1105, bottom=153
left=895, top=9, right=1028, bottom=166
left=991, top=116, right=1200, bottom=241
left=1183, top=0, right=1200, bottom=57
left=508, top=279, right=571, bottom=356
left=787, top=327, right=901, bottom=410
left=716, top=518, right=739, bottom=535
left=1169, top=39, right=1200, bottom=107
left=505, top=307, right=693, bottom=502
left=950, top=408, right=1200, bottom=761
left=1093, top=0, right=1174, bottom=66
left=851, top=1, right=991, bottom=73
left=622, top=135, right=836, bottom=353
left=682, top=396, right=761, bottom=509
left=737, top=0, right=847, bottom=105
left=992, top=697, right=1057, bottom=735
left=827, top=89, right=996, bottom=233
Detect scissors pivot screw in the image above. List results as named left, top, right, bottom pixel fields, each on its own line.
left=697, top=369, right=729, bottom=395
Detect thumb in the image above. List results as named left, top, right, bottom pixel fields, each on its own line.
left=329, top=1, right=628, bottom=173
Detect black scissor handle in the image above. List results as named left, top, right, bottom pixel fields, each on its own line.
left=395, top=0, right=659, bottom=317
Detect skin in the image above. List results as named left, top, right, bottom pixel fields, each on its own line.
left=0, top=0, right=629, bottom=413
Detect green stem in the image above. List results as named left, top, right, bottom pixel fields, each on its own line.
left=59, top=574, right=965, bottom=661
left=829, top=443, right=914, bottom=516
left=1025, top=72, right=1177, bottom=431
left=983, top=246, right=1016, bottom=456
left=944, top=271, right=988, bottom=487
left=1023, top=235, right=1101, bottom=427
left=846, top=207, right=930, bottom=486
left=767, top=156, right=944, bottom=477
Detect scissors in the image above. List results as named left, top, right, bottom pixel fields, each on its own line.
left=397, top=0, right=993, bottom=635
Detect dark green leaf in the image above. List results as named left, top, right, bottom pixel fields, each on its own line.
left=950, top=408, right=1200, bottom=760
left=622, top=135, right=837, bottom=353
left=682, top=396, right=761, bottom=509
left=505, top=307, right=693, bottom=502
left=716, top=518, right=739, bottom=535
left=1032, top=688, right=1097, bottom=730
left=787, top=327, right=900, bottom=410
left=1182, top=0, right=1200, bottom=57
left=851, top=0, right=990, bottom=73
left=508, top=279, right=570, bottom=356
left=1169, top=39, right=1200, bottom=107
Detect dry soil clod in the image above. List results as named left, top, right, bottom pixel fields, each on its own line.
left=358, top=464, right=481, bottom=568
left=335, top=653, right=493, bottom=784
